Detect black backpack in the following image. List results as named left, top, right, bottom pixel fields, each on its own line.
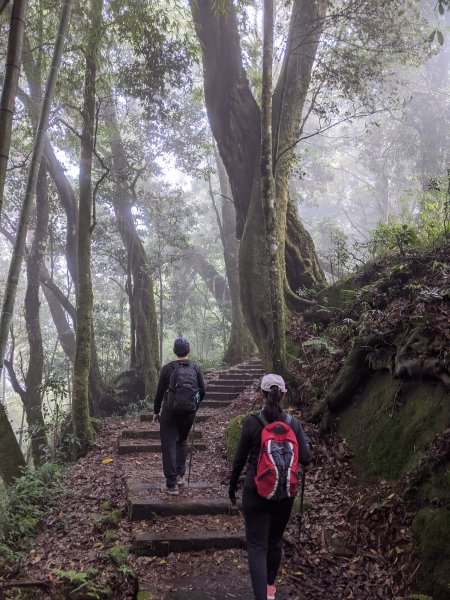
left=166, top=361, right=200, bottom=415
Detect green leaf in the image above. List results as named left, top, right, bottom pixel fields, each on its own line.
left=439, top=2, right=445, bottom=15
left=437, top=30, right=445, bottom=45
left=429, top=29, right=437, bottom=43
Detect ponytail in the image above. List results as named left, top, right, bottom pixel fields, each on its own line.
left=262, top=385, right=283, bottom=421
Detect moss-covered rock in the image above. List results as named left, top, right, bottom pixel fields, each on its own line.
left=94, top=509, right=121, bottom=531
left=104, top=531, right=120, bottom=544
left=105, top=544, right=129, bottom=567
left=225, top=414, right=250, bottom=461
left=412, top=508, right=450, bottom=596
left=337, top=373, right=450, bottom=479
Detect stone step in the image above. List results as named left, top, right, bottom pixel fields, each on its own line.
left=118, top=442, right=207, bottom=455
left=134, top=530, right=246, bottom=557
left=121, top=430, right=202, bottom=440
left=129, top=497, right=238, bottom=520
left=140, top=413, right=211, bottom=423
left=206, top=383, right=246, bottom=393
left=232, top=366, right=264, bottom=372
left=217, top=373, right=256, bottom=381
left=204, top=391, right=236, bottom=401
left=200, top=400, right=230, bottom=409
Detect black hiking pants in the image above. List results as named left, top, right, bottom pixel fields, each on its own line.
left=160, top=409, right=196, bottom=488
left=243, top=486, right=295, bottom=600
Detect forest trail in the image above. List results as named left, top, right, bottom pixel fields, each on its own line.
left=21, top=361, right=412, bottom=600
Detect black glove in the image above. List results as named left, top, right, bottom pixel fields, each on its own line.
left=228, top=485, right=237, bottom=505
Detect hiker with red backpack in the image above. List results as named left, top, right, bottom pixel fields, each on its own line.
left=153, top=337, right=206, bottom=495
left=228, top=374, right=311, bottom=600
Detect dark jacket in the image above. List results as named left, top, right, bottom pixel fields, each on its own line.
left=153, top=359, right=206, bottom=415
left=229, top=409, right=311, bottom=491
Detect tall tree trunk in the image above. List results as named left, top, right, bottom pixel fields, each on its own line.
left=21, top=37, right=114, bottom=413
left=0, top=401, right=25, bottom=485
left=41, top=283, right=76, bottom=361
left=0, top=0, right=73, bottom=479
left=23, top=162, right=49, bottom=465
left=71, top=0, right=101, bottom=454
left=0, top=0, right=28, bottom=219
left=214, top=151, right=254, bottom=365
left=103, top=98, right=159, bottom=399
left=185, top=246, right=231, bottom=315
left=260, top=0, right=286, bottom=372
left=191, top=0, right=326, bottom=370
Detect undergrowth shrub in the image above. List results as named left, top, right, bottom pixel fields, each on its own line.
left=0, top=464, right=65, bottom=576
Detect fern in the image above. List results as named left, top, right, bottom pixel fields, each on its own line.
left=302, top=337, right=339, bottom=354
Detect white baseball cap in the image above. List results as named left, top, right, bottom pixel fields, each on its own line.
left=260, top=374, right=287, bottom=392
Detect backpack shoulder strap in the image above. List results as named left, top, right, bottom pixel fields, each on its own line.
left=282, top=411, right=293, bottom=426
left=253, top=411, right=269, bottom=428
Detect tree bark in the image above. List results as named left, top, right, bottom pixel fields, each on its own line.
left=0, top=400, right=25, bottom=486
left=185, top=247, right=231, bottom=313
left=0, top=0, right=28, bottom=219
left=189, top=0, right=260, bottom=238
left=0, top=0, right=73, bottom=380
left=103, top=97, right=159, bottom=399
left=260, top=0, right=286, bottom=373
left=71, top=0, right=101, bottom=454
left=191, top=0, right=326, bottom=370
left=214, top=151, right=254, bottom=365
left=0, top=0, right=73, bottom=477
left=23, top=162, right=49, bottom=465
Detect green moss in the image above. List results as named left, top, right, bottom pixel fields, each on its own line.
left=225, top=414, right=250, bottom=462
left=337, top=373, right=450, bottom=479
left=137, top=593, right=156, bottom=600
left=104, top=531, right=120, bottom=543
left=419, top=462, right=450, bottom=505
left=105, top=544, right=129, bottom=567
left=412, top=509, right=450, bottom=561
left=100, top=501, right=112, bottom=511
left=93, top=509, right=121, bottom=530
left=412, top=508, right=450, bottom=596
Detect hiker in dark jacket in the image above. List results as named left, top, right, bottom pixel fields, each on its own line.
left=229, top=374, right=311, bottom=600
left=153, top=337, right=206, bottom=495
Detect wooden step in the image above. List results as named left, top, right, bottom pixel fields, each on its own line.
left=134, top=530, right=246, bottom=556
left=118, top=442, right=207, bottom=455
left=121, top=429, right=202, bottom=440
left=126, top=480, right=213, bottom=494
left=129, top=498, right=238, bottom=520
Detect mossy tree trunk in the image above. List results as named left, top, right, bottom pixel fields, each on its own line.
left=214, top=151, right=254, bottom=365
left=0, top=0, right=73, bottom=476
left=190, top=0, right=326, bottom=370
left=104, top=98, right=159, bottom=399
left=71, top=0, right=101, bottom=454
left=23, top=162, right=49, bottom=465
left=0, top=0, right=28, bottom=218
left=22, top=32, right=115, bottom=416
left=0, top=402, right=25, bottom=486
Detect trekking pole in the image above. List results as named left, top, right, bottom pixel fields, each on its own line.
left=298, top=469, right=306, bottom=541
left=187, top=412, right=197, bottom=486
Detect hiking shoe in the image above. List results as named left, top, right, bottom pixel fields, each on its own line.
left=166, top=485, right=179, bottom=496
left=267, top=584, right=276, bottom=600
left=177, top=476, right=185, bottom=487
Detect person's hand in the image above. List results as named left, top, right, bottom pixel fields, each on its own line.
left=228, top=485, right=237, bottom=505
left=152, top=413, right=160, bottom=423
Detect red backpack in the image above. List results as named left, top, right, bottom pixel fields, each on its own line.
left=254, top=412, right=300, bottom=501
